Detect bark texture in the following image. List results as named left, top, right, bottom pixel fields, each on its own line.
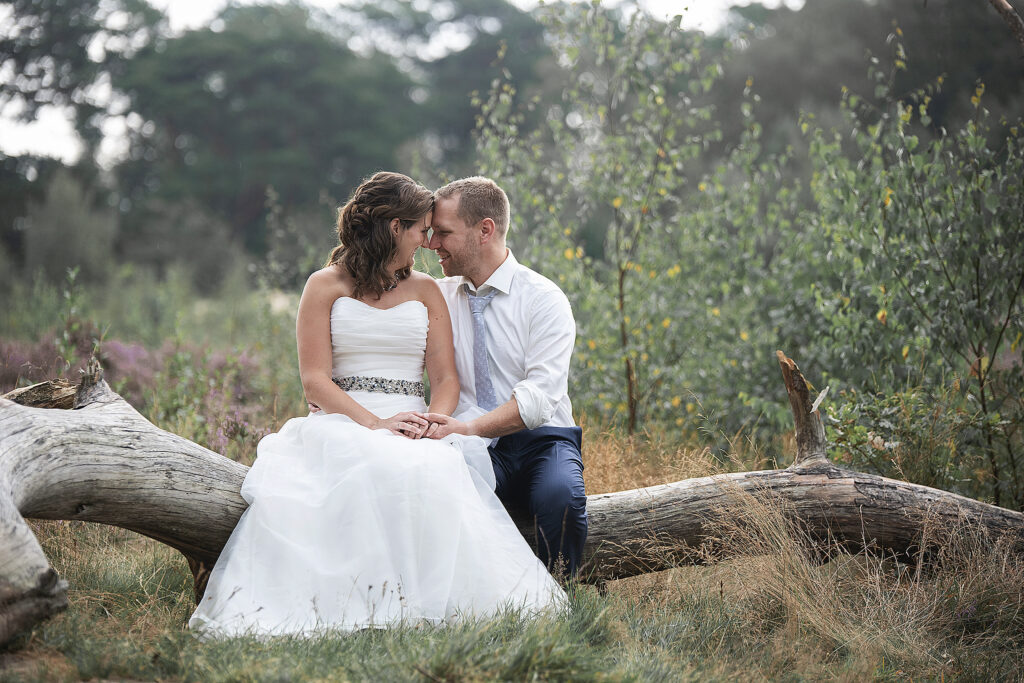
left=987, top=0, right=1024, bottom=54
left=1, top=353, right=1022, bottom=645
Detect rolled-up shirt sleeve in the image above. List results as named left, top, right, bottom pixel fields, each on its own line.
left=511, top=289, right=576, bottom=429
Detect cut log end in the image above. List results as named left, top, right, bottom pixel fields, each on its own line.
left=1, top=379, right=77, bottom=410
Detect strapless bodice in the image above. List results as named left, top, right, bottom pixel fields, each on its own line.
left=330, top=297, right=427, bottom=383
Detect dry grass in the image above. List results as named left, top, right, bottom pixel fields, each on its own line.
left=580, top=423, right=731, bottom=495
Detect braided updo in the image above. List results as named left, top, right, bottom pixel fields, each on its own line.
left=327, top=171, right=434, bottom=299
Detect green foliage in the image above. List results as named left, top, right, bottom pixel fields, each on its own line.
left=826, top=381, right=986, bottom=496
left=118, top=198, right=244, bottom=295
left=476, top=3, right=735, bottom=435
left=804, top=41, right=1024, bottom=506
left=23, top=169, right=117, bottom=284
left=257, top=186, right=336, bottom=291
left=471, top=7, right=1024, bottom=494
left=0, top=0, right=162, bottom=154
left=114, top=3, right=418, bottom=253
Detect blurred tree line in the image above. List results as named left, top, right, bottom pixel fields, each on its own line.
left=2, top=0, right=1020, bottom=291
left=2, top=0, right=1022, bottom=505
left=0, top=0, right=555, bottom=290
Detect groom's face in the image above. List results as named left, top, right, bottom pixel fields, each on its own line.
left=429, top=195, right=479, bottom=278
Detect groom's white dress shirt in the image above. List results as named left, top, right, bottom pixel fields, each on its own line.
left=437, top=250, right=576, bottom=430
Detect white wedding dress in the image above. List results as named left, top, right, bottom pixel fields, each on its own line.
left=188, top=297, right=565, bottom=637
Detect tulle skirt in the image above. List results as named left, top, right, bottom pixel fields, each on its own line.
left=188, top=397, right=565, bottom=637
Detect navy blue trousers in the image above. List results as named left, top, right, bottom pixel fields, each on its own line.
left=488, top=426, right=587, bottom=578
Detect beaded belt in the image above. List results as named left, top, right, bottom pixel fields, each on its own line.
left=332, top=375, right=425, bottom=398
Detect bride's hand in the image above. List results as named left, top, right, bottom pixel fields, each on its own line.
left=417, top=413, right=469, bottom=439
left=373, top=412, right=430, bottom=439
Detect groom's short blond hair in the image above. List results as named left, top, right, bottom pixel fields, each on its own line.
left=434, top=176, right=510, bottom=237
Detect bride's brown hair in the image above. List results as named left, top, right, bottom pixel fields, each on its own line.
left=327, top=171, right=433, bottom=299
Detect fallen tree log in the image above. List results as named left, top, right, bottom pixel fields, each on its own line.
left=1, top=353, right=1022, bottom=645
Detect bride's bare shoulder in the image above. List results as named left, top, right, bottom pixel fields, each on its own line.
left=406, top=269, right=439, bottom=285
left=407, top=270, right=443, bottom=294
left=303, top=265, right=353, bottom=301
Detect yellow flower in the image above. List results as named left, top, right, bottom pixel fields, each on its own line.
left=648, top=270, right=656, bottom=279
left=730, top=359, right=738, bottom=367
left=624, top=315, right=631, bottom=324
left=740, top=331, right=749, bottom=341
left=901, top=345, right=909, bottom=360
left=563, top=248, right=574, bottom=260
left=883, top=187, right=894, bottom=208
left=745, top=77, right=754, bottom=88
left=686, top=402, right=695, bottom=413
left=612, top=197, right=623, bottom=209
left=662, top=317, right=671, bottom=328
left=641, top=353, right=648, bottom=362
left=587, top=339, right=597, bottom=350
left=675, top=417, right=684, bottom=426
left=698, top=182, right=707, bottom=192
left=876, top=309, right=887, bottom=325
left=671, top=396, right=682, bottom=407
left=711, top=307, right=720, bottom=317
left=576, top=246, right=584, bottom=259
left=658, top=188, right=668, bottom=196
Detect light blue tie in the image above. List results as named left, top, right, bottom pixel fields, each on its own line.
left=467, top=288, right=499, bottom=411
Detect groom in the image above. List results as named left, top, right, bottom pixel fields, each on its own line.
left=421, top=176, right=588, bottom=579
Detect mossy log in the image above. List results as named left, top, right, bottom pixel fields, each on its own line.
left=1, top=353, right=1022, bottom=645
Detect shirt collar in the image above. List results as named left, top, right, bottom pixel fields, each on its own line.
left=463, top=249, right=518, bottom=296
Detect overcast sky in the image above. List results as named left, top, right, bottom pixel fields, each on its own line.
left=151, top=0, right=740, bottom=32
left=0, top=0, right=794, bottom=164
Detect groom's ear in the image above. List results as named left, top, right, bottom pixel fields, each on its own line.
left=479, top=217, right=497, bottom=244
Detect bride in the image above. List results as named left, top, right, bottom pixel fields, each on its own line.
left=189, top=171, right=565, bottom=637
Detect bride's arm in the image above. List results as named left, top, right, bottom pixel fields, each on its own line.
left=418, top=274, right=460, bottom=417
left=297, top=269, right=427, bottom=436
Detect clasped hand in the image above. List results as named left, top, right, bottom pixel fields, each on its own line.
left=381, top=412, right=469, bottom=440
left=307, top=403, right=467, bottom=440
